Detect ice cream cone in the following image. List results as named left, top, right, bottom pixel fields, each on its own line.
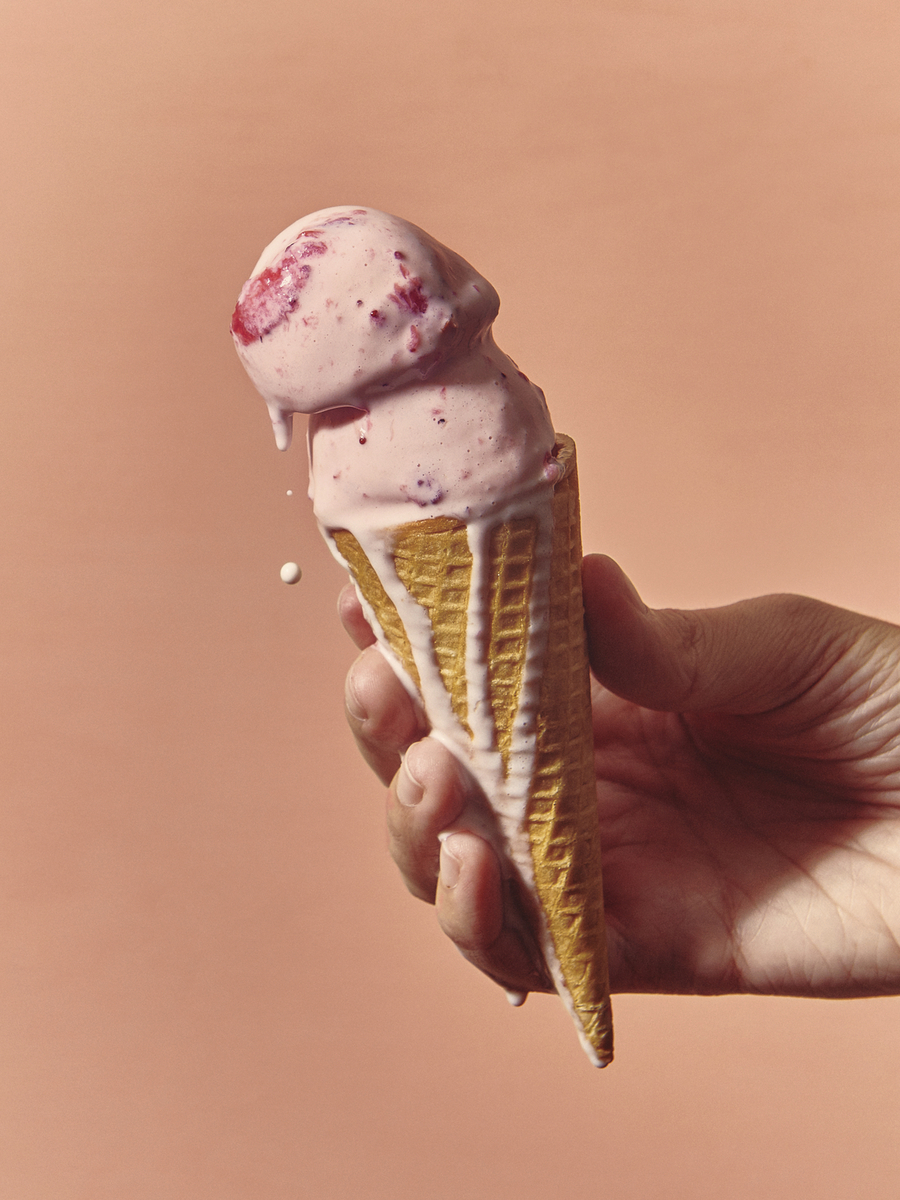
left=330, top=434, right=612, bottom=1066
left=233, top=206, right=613, bottom=1066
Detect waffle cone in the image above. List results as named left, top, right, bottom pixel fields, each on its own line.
left=331, top=434, right=612, bottom=1066
left=525, top=436, right=612, bottom=1065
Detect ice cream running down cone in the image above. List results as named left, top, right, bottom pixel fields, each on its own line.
left=232, top=206, right=612, bottom=1066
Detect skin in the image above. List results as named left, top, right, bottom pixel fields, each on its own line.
left=342, top=554, right=900, bottom=1000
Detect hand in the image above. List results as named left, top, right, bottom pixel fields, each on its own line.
left=342, top=555, right=900, bottom=999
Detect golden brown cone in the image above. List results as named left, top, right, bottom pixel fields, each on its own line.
left=393, top=517, right=472, bottom=734
left=330, top=433, right=612, bottom=1066
left=332, top=529, right=421, bottom=690
left=487, top=518, right=537, bottom=770
left=526, top=436, right=612, bottom=1065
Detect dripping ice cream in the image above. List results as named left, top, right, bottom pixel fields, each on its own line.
left=232, top=206, right=561, bottom=530
left=232, top=206, right=613, bottom=1066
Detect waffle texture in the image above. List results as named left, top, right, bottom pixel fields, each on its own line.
left=526, top=439, right=612, bottom=1064
left=332, top=434, right=612, bottom=1065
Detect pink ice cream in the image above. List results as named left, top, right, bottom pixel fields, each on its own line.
left=231, top=206, right=560, bottom=534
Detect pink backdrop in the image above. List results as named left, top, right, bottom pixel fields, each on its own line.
left=2, top=1, right=898, bottom=1196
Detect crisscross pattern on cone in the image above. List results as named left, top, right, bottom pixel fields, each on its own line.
left=487, top=519, right=537, bottom=770
left=329, top=433, right=612, bottom=1066
left=527, top=437, right=612, bottom=1064
left=332, top=529, right=421, bottom=689
left=393, top=517, right=472, bottom=734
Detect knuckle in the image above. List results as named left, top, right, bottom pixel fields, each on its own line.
left=662, top=608, right=708, bottom=706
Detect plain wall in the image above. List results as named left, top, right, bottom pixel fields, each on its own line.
left=2, top=1, right=898, bottom=1197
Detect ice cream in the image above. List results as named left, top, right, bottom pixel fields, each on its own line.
left=233, top=206, right=613, bottom=1066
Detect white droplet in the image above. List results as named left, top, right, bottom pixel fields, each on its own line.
left=280, top=562, right=302, bottom=585
left=286, top=489, right=293, bottom=496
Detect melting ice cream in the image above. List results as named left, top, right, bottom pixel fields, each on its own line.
left=232, top=207, right=612, bottom=1067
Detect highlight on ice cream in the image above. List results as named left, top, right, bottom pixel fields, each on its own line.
left=232, top=206, right=613, bottom=1066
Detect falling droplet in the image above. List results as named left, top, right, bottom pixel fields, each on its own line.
left=280, top=562, right=302, bottom=585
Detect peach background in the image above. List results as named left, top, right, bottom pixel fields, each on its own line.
left=2, top=1, right=899, bottom=1196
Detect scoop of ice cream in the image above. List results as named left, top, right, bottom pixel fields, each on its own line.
left=232, top=206, right=559, bottom=530
left=232, top=206, right=502, bottom=449
left=306, top=346, right=561, bottom=532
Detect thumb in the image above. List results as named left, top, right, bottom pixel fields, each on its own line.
left=582, top=554, right=856, bottom=715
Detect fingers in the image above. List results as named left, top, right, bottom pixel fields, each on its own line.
left=338, top=583, right=376, bottom=650
left=342, top=583, right=424, bottom=784
left=387, top=739, right=554, bottom=995
left=339, top=580, right=554, bottom=996
left=436, top=833, right=555, bottom=995
left=387, top=738, right=468, bottom=901
left=583, top=553, right=861, bottom=715
left=345, top=645, right=426, bottom=786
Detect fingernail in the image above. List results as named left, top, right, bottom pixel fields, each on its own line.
left=396, top=745, right=424, bottom=807
left=345, top=663, right=367, bottom=721
left=438, top=833, right=462, bottom=889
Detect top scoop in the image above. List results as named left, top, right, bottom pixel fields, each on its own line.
left=231, top=206, right=560, bottom=533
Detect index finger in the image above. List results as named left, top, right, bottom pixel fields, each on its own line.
left=346, top=644, right=426, bottom=786
left=338, top=582, right=377, bottom=650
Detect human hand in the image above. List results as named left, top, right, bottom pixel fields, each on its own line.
left=342, top=555, right=900, bottom=999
